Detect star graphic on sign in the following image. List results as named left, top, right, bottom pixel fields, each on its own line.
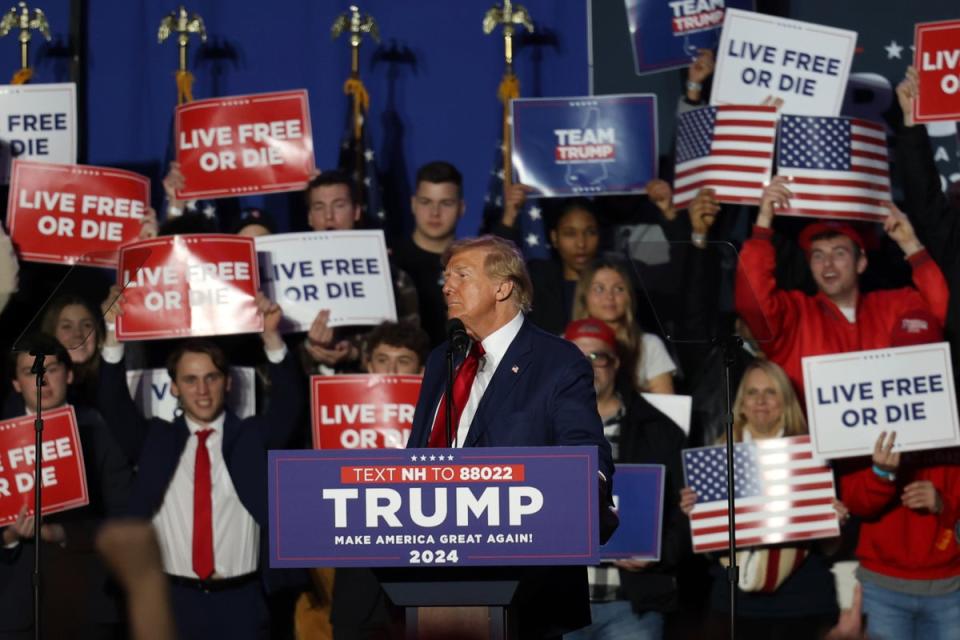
left=202, top=204, right=216, bottom=217
left=447, top=455, right=454, bottom=461
left=410, top=455, right=418, bottom=462
left=496, top=169, right=505, bottom=180
left=429, top=455, right=436, bottom=461
left=528, top=206, right=541, bottom=220
left=363, top=176, right=372, bottom=186
left=884, top=40, right=903, bottom=59
left=185, top=200, right=198, bottom=211
left=377, top=209, right=386, bottom=220
left=525, top=233, right=539, bottom=247
left=364, top=148, right=375, bottom=161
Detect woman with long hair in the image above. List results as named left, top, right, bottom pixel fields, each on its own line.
left=573, top=258, right=677, bottom=394
left=680, top=359, right=839, bottom=639
left=40, top=293, right=105, bottom=406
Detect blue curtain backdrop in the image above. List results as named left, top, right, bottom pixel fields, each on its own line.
left=0, top=0, right=589, bottom=235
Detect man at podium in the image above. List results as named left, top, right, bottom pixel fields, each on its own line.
left=407, top=235, right=616, bottom=638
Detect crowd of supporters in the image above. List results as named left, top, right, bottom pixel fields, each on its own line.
left=0, top=52, right=958, bottom=640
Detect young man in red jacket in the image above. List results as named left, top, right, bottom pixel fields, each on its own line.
left=734, top=176, right=949, bottom=398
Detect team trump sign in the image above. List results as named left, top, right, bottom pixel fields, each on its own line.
left=0, top=407, right=89, bottom=526
left=268, top=446, right=600, bottom=568
left=116, top=234, right=262, bottom=340
left=175, top=90, right=314, bottom=199
left=7, top=160, right=149, bottom=267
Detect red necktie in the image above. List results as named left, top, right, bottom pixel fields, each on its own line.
left=429, top=342, right=485, bottom=447
left=192, top=429, right=215, bottom=580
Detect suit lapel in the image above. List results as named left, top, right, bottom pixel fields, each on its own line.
left=465, top=321, right=534, bottom=446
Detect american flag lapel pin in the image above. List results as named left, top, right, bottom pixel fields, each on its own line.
left=511, top=365, right=519, bottom=373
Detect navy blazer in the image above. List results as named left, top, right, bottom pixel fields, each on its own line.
left=97, top=351, right=305, bottom=591
left=407, top=317, right=614, bottom=638
left=409, top=317, right=614, bottom=479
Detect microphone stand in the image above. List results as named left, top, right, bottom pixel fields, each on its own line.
left=720, top=336, right=742, bottom=640
left=29, top=350, right=47, bottom=640
left=445, top=347, right=455, bottom=448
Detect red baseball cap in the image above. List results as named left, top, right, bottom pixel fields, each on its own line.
left=798, top=221, right=866, bottom=255
left=564, top=318, right=618, bottom=352
left=890, top=308, right=943, bottom=347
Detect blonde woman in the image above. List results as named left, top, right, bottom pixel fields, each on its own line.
left=679, top=359, right=839, bottom=639
left=573, top=258, right=676, bottom=394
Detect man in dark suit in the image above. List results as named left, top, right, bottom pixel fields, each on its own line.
left=1, top=333, right=133, bottom=640
left=96, top=293, right=305, bottom=640
left=406, top=235, right=616, bottom=639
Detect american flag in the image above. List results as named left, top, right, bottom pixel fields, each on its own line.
left=339, top=110, right=386, bottom=228
left=480, top=137, right=549, bottom=259
left=672, top=104, right=778, bottom=210
left=682, top=435, right=839, bottom=554
left=776, top=115, right=891, bottom=222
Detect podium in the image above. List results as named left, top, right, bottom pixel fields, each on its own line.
left=376, top=566, right=521, bottom=640
left=268, top=446, right=605, bottom=639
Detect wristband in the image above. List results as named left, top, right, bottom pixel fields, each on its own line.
left=872, top=464, right=896, bottom=482
left=686, top=81, right=703, bottom=93
left=691, top=232, right=707, bottom=248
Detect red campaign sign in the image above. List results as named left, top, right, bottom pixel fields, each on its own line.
left=913, top=20, right=960, bottom=123
left=0, top=406, right=89, bottom=527
left=6, top=159, right=149, bottom=267
left=175, top=90, right=315, bottom=199
left=116, top=234, right=263, bottom=341
left=311, top=374, right=422, bottom=450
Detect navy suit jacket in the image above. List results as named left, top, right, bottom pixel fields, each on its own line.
left=409, top=317, right=614, bottom=478
left=97, top=351, right=305, bottom=592
left=408, top=317, right=614, bottom=637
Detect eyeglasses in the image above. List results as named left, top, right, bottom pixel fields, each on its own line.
left=585, top=351, right=615, bottom=368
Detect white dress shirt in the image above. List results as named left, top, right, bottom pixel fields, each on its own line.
left=100, top=341, right=286, bottom=578
left=433, top=311, right=524, bottom=447
left=153, top=412, right=260, bottom=578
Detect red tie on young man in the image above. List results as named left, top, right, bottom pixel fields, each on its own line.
left=193, top=429, right=215, bottom=580
left=428, top=342, right=485, bottom=447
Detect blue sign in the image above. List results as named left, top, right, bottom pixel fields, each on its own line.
left=625, top=0, right=755, bottom=75
left=510, top=95, right=658, bottom=197
left=600, top=464, right=665, bottom=560
left=268, top=446, right=600, bottom=568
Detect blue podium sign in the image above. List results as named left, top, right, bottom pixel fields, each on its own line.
left=625, top=0, right=755, bottom=75
left=600, top=464, right=665, bottom=560
left=510, top=95, right=657, bottom=197
left=268, top=446, right=600, bottom=568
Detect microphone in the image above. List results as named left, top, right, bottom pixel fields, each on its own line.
left=446, top=318, right=470, bottom=355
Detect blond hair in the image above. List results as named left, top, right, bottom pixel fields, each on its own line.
left=727, top=359, right=807, bottom=443
left=442, top=235, right=533, bottom=313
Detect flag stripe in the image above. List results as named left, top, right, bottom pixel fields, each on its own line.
left=778, top=207, right=888, bottom=221
left=694, top=512, right=838, bottom=536
left=695, top=528, right=841, bottom=552
left=691, top=496, right=835, bottom=520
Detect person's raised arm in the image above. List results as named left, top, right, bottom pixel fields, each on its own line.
left=734, top=177, right=796, bottom=342
left=256, top=293, right=305, bottom=449
left=882, top=202, right=948, bottom=326
left=97, top=285, right=149, bottom=463
left=839, top=431, right=900, bottom=519
left=894, top=66, right=960, bottom=261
